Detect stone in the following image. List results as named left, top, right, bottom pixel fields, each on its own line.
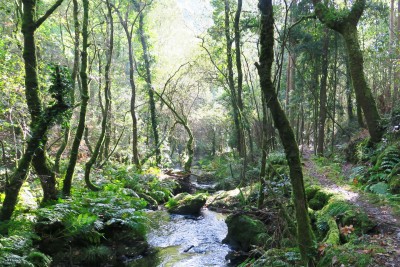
left=166, top=193, right=207, bottom=215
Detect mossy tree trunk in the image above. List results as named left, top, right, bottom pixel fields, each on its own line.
left=224, top=0, right=245, bottom=158
left=63, top=0, right=90, bottom=196
left=84, top=0, right=114, bottom=191
left=256, top=0, right=316, bottom=264
left=0, top=69, right=69, bottom=223
left=138, top=7, right=160, bottom=165
left=54, top=0, right=79, bottom=175
left=21, top=0, right=64, bottom=202
left=312, top=0, right=383, bottom=144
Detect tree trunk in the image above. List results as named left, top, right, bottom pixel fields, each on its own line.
left=63, top=0, right=90, bottom=196
left=312, top=0, right=383, bottom=144
left=317, top=28, right=329, bottom=156
left=21, top=0, right=64, bottom=201
left=0, top=76, right=69, bottom=223
left=345, top=59, right=354, bottom=122
left=54, top=0, right=79, bottom=174
left=224, top=0, right=244, bottom=157
left=394, top=0, right=400, bottom=106
left=256, top=0, right=316, bottom=264
left=84, top=0, right=113, bottom=191
left=342, top=25, right=382, bottom=143
left=138, top=10, right=160, bottom=165
left=183, top=123, right=194, bottom=173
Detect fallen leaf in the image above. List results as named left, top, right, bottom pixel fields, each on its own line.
left=318, top=243, right=328, bottom=255
left=340, top=225, right=355, bottom=236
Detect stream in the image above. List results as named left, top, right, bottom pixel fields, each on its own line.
left=128, top=208, right=232, bottom=267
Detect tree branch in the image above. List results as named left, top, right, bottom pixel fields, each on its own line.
left=35, top=0, right=64, bottom=29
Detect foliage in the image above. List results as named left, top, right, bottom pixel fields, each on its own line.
left=0, top=235, right=51, bottom=267
left=316, top=199, right=374, bottom=237
left=317, top=240, right=382, bottom=267
left=82, top=245, right=112, bottom=264
left=250, top=248, right=302, bottom=267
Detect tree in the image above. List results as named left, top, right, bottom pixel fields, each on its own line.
left=256, top=0, right=316, bottom=264
left=0, top=66, right=70, bottom=223
left=317, top=28, right=329, bottom=156
left=111, top=0, right=146, bottom=168
left=63, top=0, right=90, bottom=196
left=136, top=1, right=160, bottom=166
left=84, top=0, right=114, bottom=191
left=54, top=0, right=80, bottom=174
left=312, top=0, right=383, bottom=144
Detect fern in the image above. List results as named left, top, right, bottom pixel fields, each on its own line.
left=0, top=252, right=34, bottom=267
left=349, top=166, right=367, bottom=181
left=377, top=146, right=400, bottom=173
left=0, top=235, right=32, bottom=253
left=82, top=245, right=112, bottom=264
left=367, top=182, right=389, bottom=195
left=63, top=213, right=104, bottom=244
left=25, top=251, right=52, bottom=267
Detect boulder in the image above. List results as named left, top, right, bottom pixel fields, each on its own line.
left=166, top=193, right=207, bottom=215
left=223, top=214, right=268, bottom=251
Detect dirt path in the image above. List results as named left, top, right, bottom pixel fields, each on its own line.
left=303, top=150, right=400, bottom=266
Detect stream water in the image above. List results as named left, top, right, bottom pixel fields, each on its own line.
left=128, top=208, right=232, bottom=267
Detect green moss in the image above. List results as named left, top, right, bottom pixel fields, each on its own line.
left=166, top=193, right=207, bottom=215
left=305, top=186, right=321, bottom=200
left=223, top=214, right=268, bottom=251
left=306, top=187, right=331, bottom=210
left=317, top=241, right=382, bottom=267
left=316, top=199, right=374, bottom=236
left=323, top=218, right=340, bottom=245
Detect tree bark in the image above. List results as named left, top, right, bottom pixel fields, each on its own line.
left=63, top=0, right=90, bottom=196
left=312, top=0, right=383, bottom=144
left=256, top=0, right=316, bottom=264
left=21, top=0, right=64, bottom=201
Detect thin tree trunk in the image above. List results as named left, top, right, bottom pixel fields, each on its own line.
left=138, top=9, right=160, bottom=165
left=317, top=28, right=329, bottom=156
left=224, top=0, right=244, bottom=157
left=394, top=0, right=400, bottom=106
left=256, top=0, right=316, bottom=264
left=63, top=0, right=90, bottom=196
left=84, top=0, right=113, bottom=191
left=54, top=0, right=79, bottom=174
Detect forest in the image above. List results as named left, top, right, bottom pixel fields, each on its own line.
left=0, top=0, right=399, bottom=266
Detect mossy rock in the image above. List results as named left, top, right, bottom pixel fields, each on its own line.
left=306, top=186, right=331, bottom=211
left=222, top=214, right=268, bottom=251
left=305, top=186, right=321, bottom=200
left=316, top=199, right=375, bottom=236
left=309, top=191, right=331, bottom=210
left=251, top=248, right=301, bottom=267
left=166, top=193, right=207, bottom=215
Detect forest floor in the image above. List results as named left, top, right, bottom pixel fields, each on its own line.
left=303, top=149, right=400, bottom=266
